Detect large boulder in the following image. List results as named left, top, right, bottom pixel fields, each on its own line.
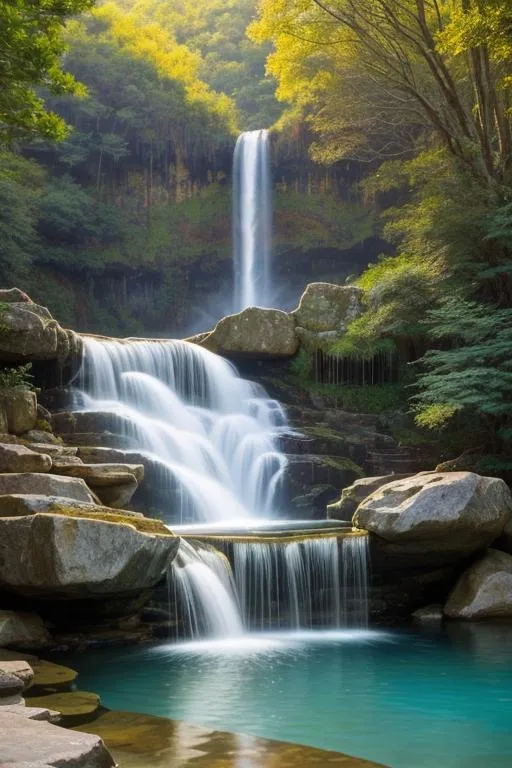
left=0, top=293, right=82, bottom=363
left=0, top=474, right=96, bottom=504
left=189, top=307, right=299, bottom=358
left=328, top=474, right=412, bottom=522
left=0, top=390, right=37, bottom=434
left=353, top=472, right=512, bottom=560
left=0, top=711, right=115, bottom=767
left=292, top=282, right=363, bottom=333
left=0, top=611, right=51, bottom=650
left=0, top=511, right=178, bottom=601
left=444, top=549, right=512, bottom=620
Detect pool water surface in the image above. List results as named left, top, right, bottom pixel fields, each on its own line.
left=61, top=623, right=512, bottom=768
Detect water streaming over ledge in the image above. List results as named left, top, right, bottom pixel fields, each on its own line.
left=171, top=533, right=369, bottom=638
left=233, top=129, right=272, bottom=311
left=76, top=337, right=287, bottom=524
left=75, top=336, right=369, bottom=638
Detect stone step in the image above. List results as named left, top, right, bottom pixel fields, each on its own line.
left=25, top=691, right=101, bottom=724
left=59, top=432, right=139, bottom=449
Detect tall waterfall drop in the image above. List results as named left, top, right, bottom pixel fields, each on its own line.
left=233, top=129, right=272, bottom=311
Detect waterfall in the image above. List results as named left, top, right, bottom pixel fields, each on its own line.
left=230, top=534, right=369, bottom=631
left=233, top=129, right=272, bottom=311
left=171, top=532, right=369, bottom=637
left=76, top=337, right=287, bottom=524
left=171, top=540, right=243, bottom=639
left=75, top=337, right=370, bottom=639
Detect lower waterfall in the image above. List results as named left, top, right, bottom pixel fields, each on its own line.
left=170, top=533, right=369, bottom=638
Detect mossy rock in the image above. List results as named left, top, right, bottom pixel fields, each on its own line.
left=26, top=690, right=100, bottom=724
left=292, top=283, right=363, bottom=333
left=31, top=659, right=78, bottom=691
left=47, top=502, right=173, bottom=537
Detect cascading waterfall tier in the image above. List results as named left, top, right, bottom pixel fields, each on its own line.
left=233, top=129, right=272, bottom=311
left=74, top=337, right=370, bottom=640
left=75, top=337, right=287, bottom=524
left=172, top=530, right=369, bottom=637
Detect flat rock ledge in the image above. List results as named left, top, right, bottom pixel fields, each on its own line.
left=0, top=508, right=178, bottom=600
left=0, top=710, right=114, bottom=768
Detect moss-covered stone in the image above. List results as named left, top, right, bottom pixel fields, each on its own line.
left=190, top=307, right=299, bottom=358
left=30, top=659, right=78, bottom=690
left=26, top=690, right=100, bottom=722
left=47, top=501, right=172, bottom=537
left=293, top=282, right=363, bottom=333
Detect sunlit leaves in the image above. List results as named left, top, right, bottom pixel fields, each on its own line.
left=0, top=0, right=95, bottom=141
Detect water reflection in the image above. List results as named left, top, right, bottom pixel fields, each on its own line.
left=63, top=626, right=512, bottom=768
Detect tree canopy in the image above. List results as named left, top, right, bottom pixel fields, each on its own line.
left=0, top=0, right=95, bottom=141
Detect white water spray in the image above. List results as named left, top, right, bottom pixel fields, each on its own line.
left=171, top=540, right=243, bottom=638
left=233, top=129, right=272, bottom=310
left=76, top=337, right=287, bottom=524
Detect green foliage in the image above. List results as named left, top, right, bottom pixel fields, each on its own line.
left=310, top=382, right=407, bottom=414
left=274, top=191, right=375, bottom=253
left=0, top=363, right=35, bottom=391
left=289, top=349, right=313, bottom=382
left=118, top=0, right=282, bottom=129
left=413, top=297, right=512, bottom=456
left=0, top=152, right=45, bottom=282
left=0, top=0, right=95, bottom=142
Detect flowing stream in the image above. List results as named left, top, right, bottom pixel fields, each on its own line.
left=233, top=129, right=272, bottom=310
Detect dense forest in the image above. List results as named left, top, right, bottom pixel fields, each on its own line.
left=252, top=0, right=512, bottom=471
left=1, top=0, right=511, bottom=471
left=0, top=0, right=379, bottom=336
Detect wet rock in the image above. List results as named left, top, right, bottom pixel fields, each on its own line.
left=293, top=282, right=363, bottom=333
left=190, top=307, right=299, bottom=358
left=445, top=549, right=512, bottom=620
left=0, top=474, right=96, bottom=504
left=30, top=659, right=78, bottom=691
left=0, top=711, right=115, bottom=767
left=0, top=443, right=51, bottom=473
left=26, top=691, right=100, bottom=724
left=288, top=484, right=340, bottom=520
left=0, top=288, right=31, bottom=304
left=0, top=494, right=146, bottom=522
left=354, top=472, right=512, bottom=558
left=0, top=390, right=37, bottom=434
left=76, top=446, right=147, bottom=464
left=0, top=511, right=178, bottom=600
left=51, top=455, right=85, bottom=469
left=0, top=610, right=51, bottom=650
left=328, top=474, right=413, bottom=523
left=283, top=454, right=363, bottom=493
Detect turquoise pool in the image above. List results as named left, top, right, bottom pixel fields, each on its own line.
left=62, top=624, right=512, bottom=767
